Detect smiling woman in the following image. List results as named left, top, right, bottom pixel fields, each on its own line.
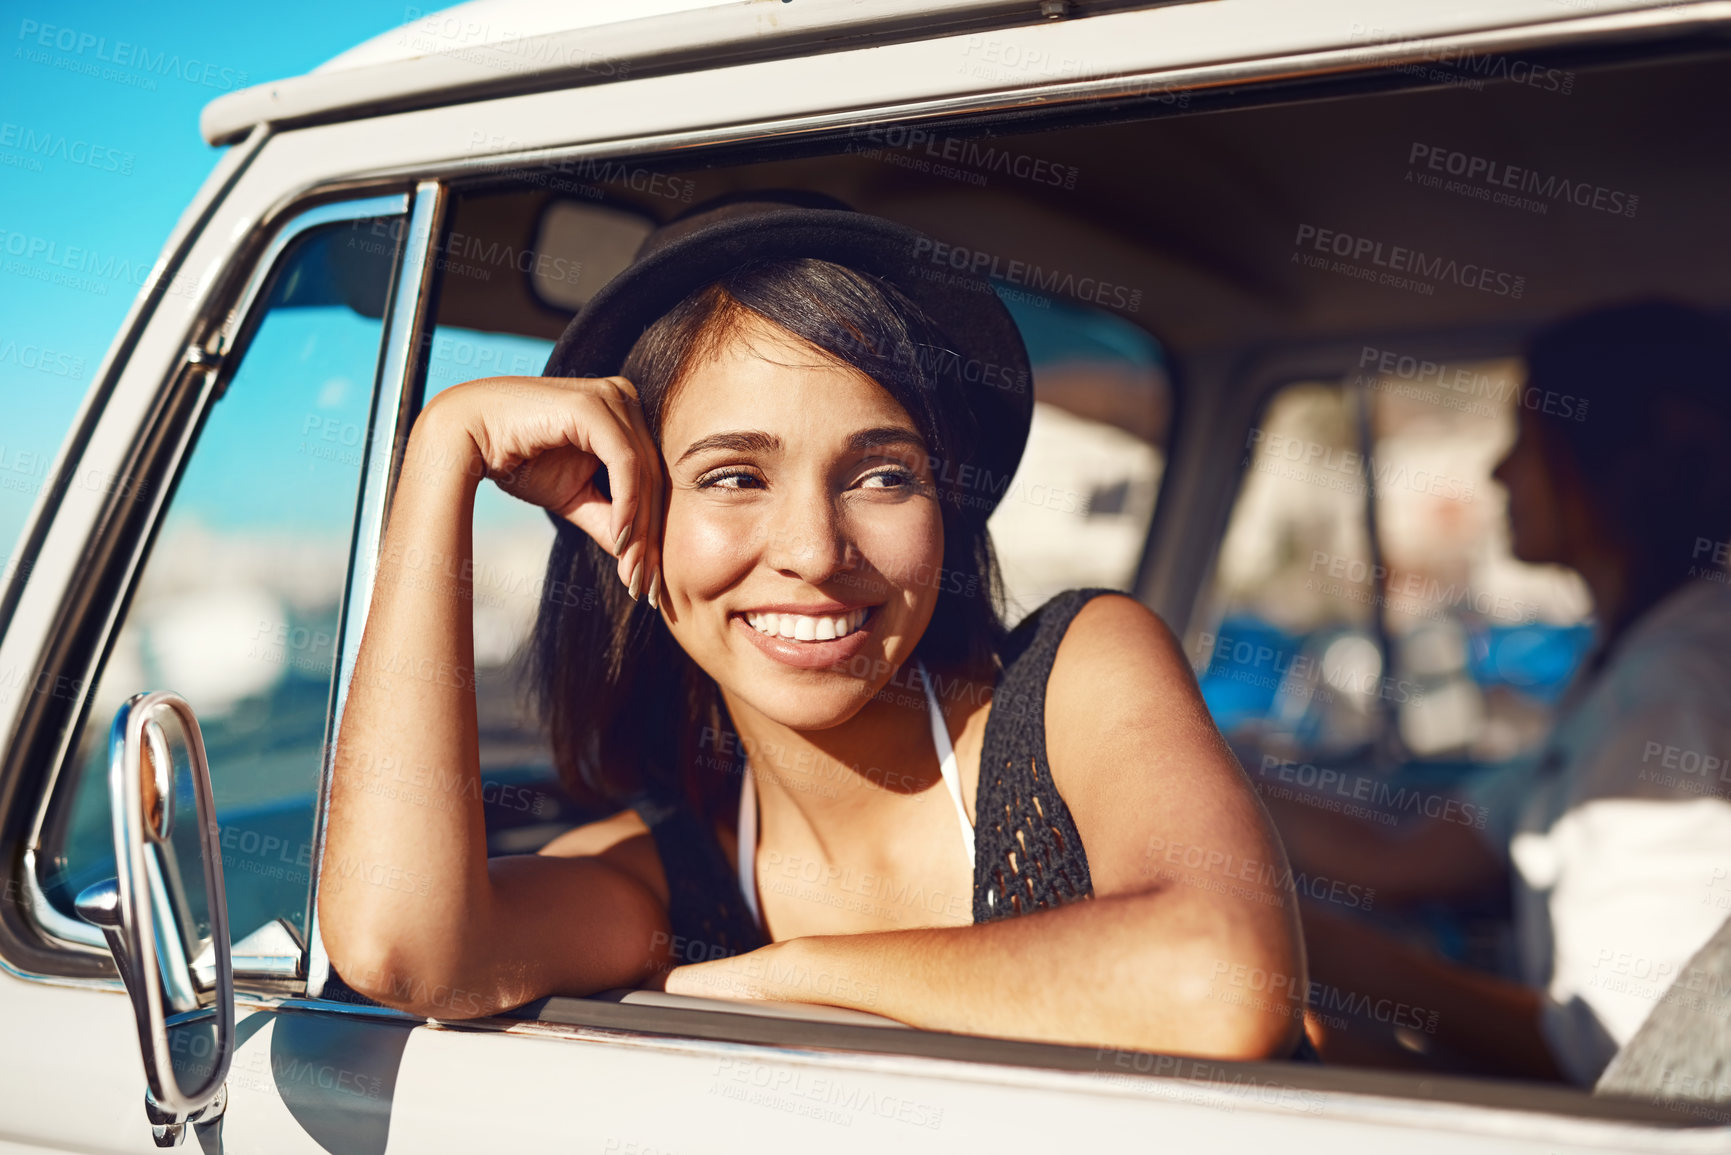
left=317, top=191, right=1307, bottom=1060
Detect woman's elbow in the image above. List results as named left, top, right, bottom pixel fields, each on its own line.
left=318, top=905, right=494, bottom=1019
left=1206, top=995, right=1306, bottom=1061
left=325, top=942, right=497, bottom=1020
left=1154, top=974, right=1304, bottom=1060
left=1153, top=905, right=1307, bottom=1060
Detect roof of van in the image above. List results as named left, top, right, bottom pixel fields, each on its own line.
left=199, top=0, right=1094, bottom=145
left=200, top=0, right=1707, bottom=146
left=315, top=1, right=739, bottom=72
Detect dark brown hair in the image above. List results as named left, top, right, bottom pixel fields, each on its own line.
left=528, top=257, right=1011, bottom=826
left=1524, top=298, right=1731, bottom=646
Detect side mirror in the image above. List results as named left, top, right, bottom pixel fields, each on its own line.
left=76, top=691, right=234, bottom=1148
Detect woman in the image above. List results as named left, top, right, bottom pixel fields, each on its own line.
left=1268, top=299, right=1731, bottom=1084
left=318, top=192, right=1306, bottom=1059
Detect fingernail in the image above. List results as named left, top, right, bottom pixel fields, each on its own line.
left=613, top=523, right=631, bottom=556
left=647, top=569, right=661, bottom=611
left=628, top=561, right=642, bottom=601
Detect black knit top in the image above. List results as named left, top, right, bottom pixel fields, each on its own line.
left=631, top=586, right=1320, bottom=1062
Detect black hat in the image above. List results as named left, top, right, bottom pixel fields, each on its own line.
left=542, top=189, right=1035, bottom=513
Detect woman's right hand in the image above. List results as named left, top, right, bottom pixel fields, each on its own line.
left=419, top=375, right=664, bottom=605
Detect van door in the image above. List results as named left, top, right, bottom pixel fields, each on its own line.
left=0, top=186, right=414, bottom=1153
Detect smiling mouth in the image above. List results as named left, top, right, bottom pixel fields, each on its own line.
left=739, top=606, right=874, bottom=643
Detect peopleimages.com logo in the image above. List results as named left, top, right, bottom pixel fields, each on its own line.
left=1345, top=24, right=1575, bottom=95
left=1406, top=143, right=1637, bottom=218
left=1293, top=224, right=1525, bottom=298
left=15, top=19, right=250, bottom=91
left=1355, top=345, right=1589, bottom=422
left=0, top=122, right=133, bottom=175
left=910, top=237, right=1142, bottom=312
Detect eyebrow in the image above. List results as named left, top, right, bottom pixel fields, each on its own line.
left=674, top=426, right=926, bottom=466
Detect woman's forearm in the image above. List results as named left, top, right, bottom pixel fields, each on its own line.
left=318, top=400, right=496, bottom=1004
left=1414, top=955, right=1561, bottom=1079
left=665, top=885, right=1304, bottom=1059
left=1302, top=902, right=1561, bottom=1079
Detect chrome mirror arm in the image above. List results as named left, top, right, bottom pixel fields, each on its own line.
left=146, top=1083, right=226, bottom=1149
left=77, top=873, right=218, bottom=1146
left=75, top=690, right=235, bottom=1149
left=73, top=878, right=135, bottom=991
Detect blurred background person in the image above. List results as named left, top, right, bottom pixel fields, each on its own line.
left=1266, top=299, right=1731, bottom=1084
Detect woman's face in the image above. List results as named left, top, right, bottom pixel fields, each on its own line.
left=1492, top=404, right=1558, bottom=564
left=1492, top=398, right=1589, bottom=567
left=653, top=312, right=946, bottom=730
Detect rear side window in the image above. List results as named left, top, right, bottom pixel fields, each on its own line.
left=988, top=293, right=1168, bottom=623
left=1189, top=360, right=1593, bottom=767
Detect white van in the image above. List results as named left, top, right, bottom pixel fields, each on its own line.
left=4, top=0, right=1731, bottom=1150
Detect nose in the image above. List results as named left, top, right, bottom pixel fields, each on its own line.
left=1490, top=448, right=1512, bottom=488
left=759, top=479, right=856, bottom=584
left=1491, top=426, right=1526, bottom=490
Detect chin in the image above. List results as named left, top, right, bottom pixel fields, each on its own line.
left=727, top=675, right=876, bottom=732
left=1504, top=515, right=1546, bottom=567
left=1507, top=530, right=1558, bottom=567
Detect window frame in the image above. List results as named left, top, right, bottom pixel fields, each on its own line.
left=303, top=181, right=448, bottom=995
left=13, top=189, right=420, bottom=984
left=249, top=122, right=1722, bottom=1140
left=274, top=165, right=1702, bottom=1136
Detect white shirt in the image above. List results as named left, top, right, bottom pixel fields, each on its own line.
left=1467, top=577, right=1731, bottom=1085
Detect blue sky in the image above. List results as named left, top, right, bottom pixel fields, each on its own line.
left=0, top=1, right=410, bottom=564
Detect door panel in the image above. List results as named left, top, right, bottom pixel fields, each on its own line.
left=206, top=1003, right=1691, bottom=1155
left=0, top=974, right=159, bottom=1153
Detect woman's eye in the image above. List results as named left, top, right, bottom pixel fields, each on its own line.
left=697, top=468, right=765, bottom=490
left=859, top=467, right=917, bottom=490
left=696, top=466, right=921, bottom=491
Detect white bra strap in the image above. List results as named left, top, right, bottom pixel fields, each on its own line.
left=916, top=658, right=976, bottom=865
left=738, top=758, right=762, bottom=930
left=734, top=658, right=975, bottom=933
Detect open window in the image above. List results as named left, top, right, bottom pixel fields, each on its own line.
left=1187, top=362, right=1600, bottom=980
left=270, top=40, right=1731, bottom=1131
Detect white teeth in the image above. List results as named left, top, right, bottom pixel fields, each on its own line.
left=743, top=608, right=868, bottom=642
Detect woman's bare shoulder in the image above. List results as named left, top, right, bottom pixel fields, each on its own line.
left=1045, top=592, right=1220, bottom=784
left=1048, top=593, right=1192, bottom=706
left=539, top=808, right=669, bottom=904
left=1045, top=592, right=1277, bottom=897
